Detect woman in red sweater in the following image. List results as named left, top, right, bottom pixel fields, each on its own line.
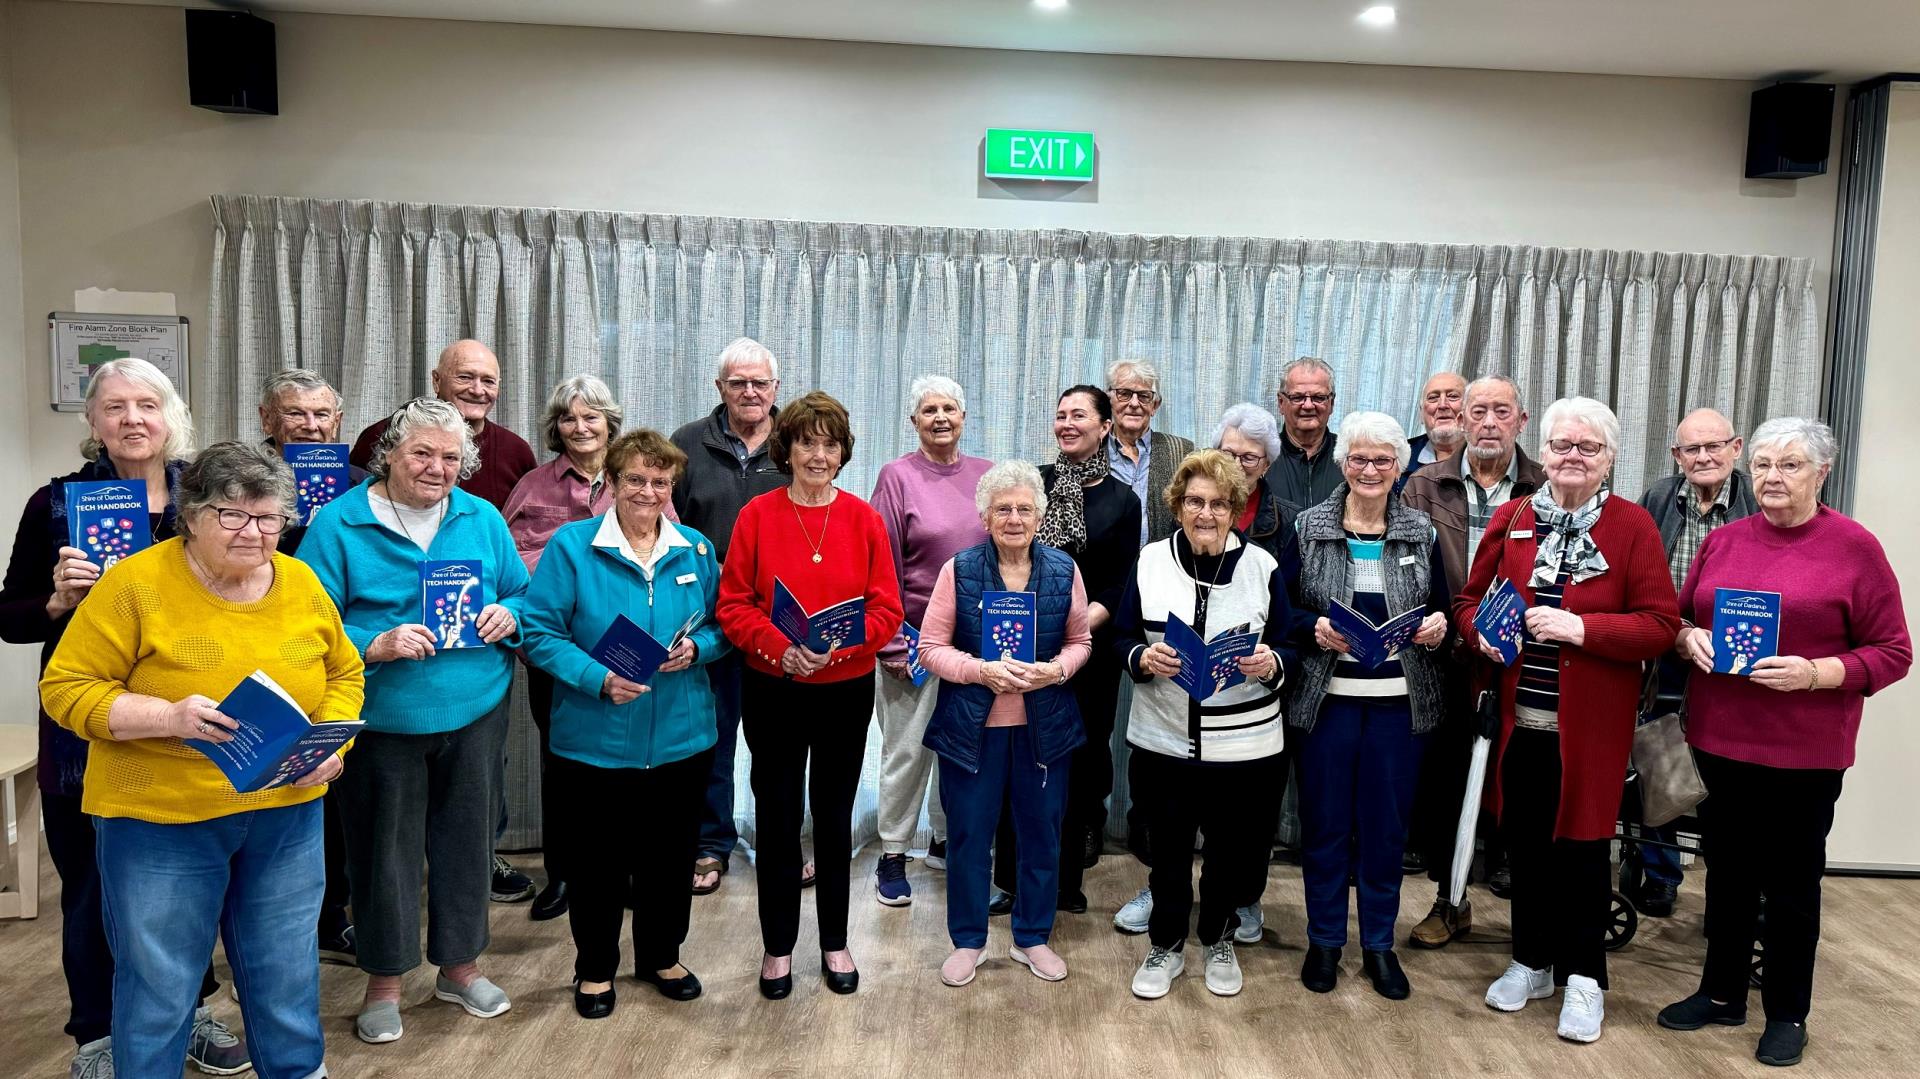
left=1658, top=418, right=1911, bottom=1068
left=1453, top=397, right=1679, bottom=1045
left=716, top=391, right=904, bottom=1000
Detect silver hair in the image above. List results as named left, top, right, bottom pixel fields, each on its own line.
left=541, top=374, right=624, bottom=454
left=1211, top=402, right=1284, bottom=462
left=1280, top=356, right=1337, bottom=392
left=258, top=368, right=343, bottom=413
left=174, top=441, right=298, bottom=539
left=1540, top=396, right=1621, bottom=456
left=366, top=398, right=480, bottom=482
left=1465, top=374, right=1524, bottom=408
left=909, top=374, right=967, bottom=415
left=974, top=459, right=1049, bottom=521
left=81, top=357, right=196, bottom=463
left=1106, top=359, right=1161, bottom=396
left=714, top=337, right=780, bottom=383
left=1333, top=411, right=1412, bottom=472
left=1748, top=417, right=1837, bottom=469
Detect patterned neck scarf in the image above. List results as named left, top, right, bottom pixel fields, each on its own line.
left=1036, top=443, right=1112, bottom=554
left=1529, top=485, right=1610, bottom=587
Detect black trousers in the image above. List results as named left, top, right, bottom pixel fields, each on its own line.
left=1133, top=749, right=1283, bottom=950
left=526, top=663, right=566, bottom=880
left=741, top=669, right=873, bottom=956
left=1502, top=728, right=1611, bottom=987
left=319, top=785, right=351, bottom=939
left=1410, top=696, right=1505, bottom=888
left=551, top=748, right=713, bottom=982
left=1695, top=749, right=1843, bottom=1023
left=994, top=653, right=1119, bottom=897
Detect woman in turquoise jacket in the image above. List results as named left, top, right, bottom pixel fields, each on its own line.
left=520, top=428, right=728, bottom=1019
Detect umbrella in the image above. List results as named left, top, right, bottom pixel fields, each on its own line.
left=1448, top=689, right=1501, bottom=908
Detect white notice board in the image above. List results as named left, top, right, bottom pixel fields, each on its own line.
left=48, top=312, right=191, bottom=412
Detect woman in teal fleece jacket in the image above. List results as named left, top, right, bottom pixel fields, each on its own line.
left=519, top=429, right=728, bottom=1017
left=296, top=398, right=530, bottom=1043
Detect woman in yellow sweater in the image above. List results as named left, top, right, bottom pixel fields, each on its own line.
left=41, top=441, right=365, bottom=1079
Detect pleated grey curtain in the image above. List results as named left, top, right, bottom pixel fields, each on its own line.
left=206, top=195, right=1822, bottom=851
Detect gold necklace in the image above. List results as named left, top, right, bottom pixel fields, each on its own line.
left=788, top=488, right=834, bottom=564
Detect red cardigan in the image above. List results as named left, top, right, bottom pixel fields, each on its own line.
left=1453, top=496, right=1681, bottom=841
left=717, top=487, right=904, bottom=683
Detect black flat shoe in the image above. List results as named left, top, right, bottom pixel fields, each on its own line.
left=758, top=972, right=793, bottom=1000
left=988, top=890, right=1014, bottom=916
left=1362, top=949, right=1411, bottom=1000
left=573, top=980, right=615, bottom=1019
left=1658, top=992, right=1748, bottom=1030
left=1081, top=829, right=1101, bottom=869
left=1057, top=889, right=1088, bottom=914
left=636, top=967, right=703, bottom=1001
left=820, top=957, right=859, bottom=995
left=1757, top=1021, right=1807, bottom=1066
left=530, top=880, right=569, bottom=922
left=1637, top=879, right=1678, bottom=918
left=1301, top=943, right=1341, bottom=993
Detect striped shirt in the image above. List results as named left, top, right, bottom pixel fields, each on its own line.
left=1463, top=452, right=1521, bottom=566
left=1328, top=532, right=1409, bottom=697
left=1515, top=559, right=1573, bottom=719
left=1666, top=479, right=1733, bottom=593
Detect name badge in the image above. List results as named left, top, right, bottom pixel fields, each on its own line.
left=1398, top=555, right=1418, bottom=566
left=1510, top=529, right=1534, bottom=539
left=676, top=573, right=698, bottom=585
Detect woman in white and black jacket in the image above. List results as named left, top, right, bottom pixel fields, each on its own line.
left=1288, top=412, right=1451, bottom=1003
left=1114, top=449, right=1295, bottom=1003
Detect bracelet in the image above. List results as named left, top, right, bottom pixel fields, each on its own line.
left=1806, top=659, right=1821, bottom=692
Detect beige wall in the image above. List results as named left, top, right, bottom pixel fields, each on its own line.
left=1832, top=82, right=1920, bottom=871
left=0, top=0, right=44, bottom=713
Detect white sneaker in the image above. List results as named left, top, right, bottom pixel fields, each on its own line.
left=1113, top=887, right=1153, bottom=934
left=1484, top=960, right=1554, bottom=1012
left=1233, top=904, right=1264, bottom=944
left=1130, top=946, right=1184, bottom=999
left=1557, top=975, right=1605, bottom=1043
left=1203, top=940, right=1242, bottom=996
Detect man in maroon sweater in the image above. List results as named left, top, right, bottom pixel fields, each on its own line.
left=348, top=339, right=537, bottom=513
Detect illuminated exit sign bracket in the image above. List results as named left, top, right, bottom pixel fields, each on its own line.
left=984, top=128, right=1095, bottom=183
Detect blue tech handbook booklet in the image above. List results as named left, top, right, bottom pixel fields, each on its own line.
left=184, top=670, right=362, bottom=793
left=65, top=479, right=151, bottom=569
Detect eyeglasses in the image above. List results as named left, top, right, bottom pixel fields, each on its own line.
left=1108, top=387, right=1157, bottom=403
left=1751, top=457, right=1810, bottom=478
left=1468, top=404, right=1517, bottom=421
left=276, top=409, right=337, bottom=425
left=617, top=473, right=674, bottom=492
left=1225, top=451, right=1267, bottom=467
left=990, top=505, right=1037, bottom=520
left=1424, top=390, right=1464, bottom=404
left=1673, top=439, right=1735, bottom=458
left=1546, top=439, right=1607, bottom=458
left=210, top=507, right=295, bottom=535
left=1343, top=456, right=1398, bottom=474
left=1181, top=496, right=1233, bottom=517
left=722, top=378, right=776, bottom=394
left=1281, top=393, right=1334, bottom=407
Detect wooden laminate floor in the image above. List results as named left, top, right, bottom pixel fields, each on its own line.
left=3, top=849, right=1918, bottom=1078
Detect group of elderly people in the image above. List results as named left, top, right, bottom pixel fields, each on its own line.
left=8, top=341, right=1907, bottom=1077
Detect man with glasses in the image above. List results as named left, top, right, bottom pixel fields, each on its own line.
left=671, top=337, right=788, bottom=896
left=1399, top=374, right=1544, bottom=948
left=1271, top=357, right=1343, bottom=507
left=1106, top=360, right=1195, bottom=547
left=258, top=369, right=368, bottom=966
left=1625, top=408, right=1756, bottom=916
left=1403, top=372, right=1468, bottom=486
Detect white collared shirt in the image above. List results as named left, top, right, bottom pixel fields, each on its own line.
left=592, top=511, right=691, bottom=578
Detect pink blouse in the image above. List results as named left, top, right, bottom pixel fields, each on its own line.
left=917, top=558, right=1093, bottom=727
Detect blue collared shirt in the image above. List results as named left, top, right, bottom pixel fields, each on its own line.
left=1107, top=432, right=1152, bottom=547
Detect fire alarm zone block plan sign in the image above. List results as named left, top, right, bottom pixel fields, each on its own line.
left=48, top=312, right=190, bottom=412
left=984, top=128, right=1095, bottom=182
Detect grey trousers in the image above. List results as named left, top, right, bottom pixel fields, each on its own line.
left=874, top=669, right=946, bottom=854
left=339, top=695, right=508, bottom=976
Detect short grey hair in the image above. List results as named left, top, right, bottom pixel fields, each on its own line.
left=1465, top=374, right=1524, bottom=409
left=367, top=398, right=480, bottom=482
left=1280, top=356, right=1337, bottom=391
left=540, top=374, right=624, bottom=454
left=174, top=441, right=297, bottom=539
left=910, top=374, right=967, bottom=415
left=715, top=337, right=779, bottom=382
left=258, top=368, right=343, bottom=413
left=1333, top=411, right=1412, bottom=472
left=974, top=459, right=1049, bottom=521
left=1211, top=402, right=1284, bottom=462
left=1748, top=417, right=1837, bottom=469
left=81, top=357, right=196, bottom=463
left=1540, top=397, right=1621, bottom=456
left=1106, top=359, right=1161, bottom=396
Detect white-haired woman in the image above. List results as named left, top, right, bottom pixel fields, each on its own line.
left=503, top=374, right=642, bottom=921
left=1288, top=413, right=1449, bottom=1002
left=1213, top=402, right=1302, bottom=577
left=918, top=460, right=1092, bottom=986
left=868, top=374, right=994, bottom=907
left=1106, top=359, right=1195, bottom=546
left=0, top=358, right=255, bottom=1076
left=1657, top=418, right=1910, bottom=1067
left=1453, top=396, right=1679, bottom=1044
left=298, top=397, right=530, bottom=1045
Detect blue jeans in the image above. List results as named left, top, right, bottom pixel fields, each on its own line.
left=698, top=650, right=744, bottom=861
left=1298, top=696, right=1427, bottom=952
left=96, top=800, right=326, bottom=1079
left=939, top=726, right=1068, bottom=950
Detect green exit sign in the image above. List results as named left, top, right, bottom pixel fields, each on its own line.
left=985, top=128, right=1095, bottom=182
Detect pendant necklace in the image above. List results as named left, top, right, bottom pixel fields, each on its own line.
left=790, top=489, right=833, bottom=564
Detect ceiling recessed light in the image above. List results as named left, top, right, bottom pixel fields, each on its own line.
left=1358, top=5, right=1396, bottom=27
left=1034, top=0, right=1069, bottom=11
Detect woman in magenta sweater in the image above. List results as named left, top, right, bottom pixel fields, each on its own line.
left=1658, top=418, right=1911, bottom=1068
left=716, top=391, right=905, bottom=1000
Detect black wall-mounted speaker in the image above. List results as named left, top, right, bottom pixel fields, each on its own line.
left=185, top=10, right=278, bottom=116
left=1745, top=82, right=1833, bottom=179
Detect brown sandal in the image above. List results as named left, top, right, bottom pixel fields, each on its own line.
left=691, top=857, right=726, bottom=896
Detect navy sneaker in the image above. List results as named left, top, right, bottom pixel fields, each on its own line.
left=874, top=853, right=912, bottom=906
left=186, top=1007, right=252, bottom=1075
